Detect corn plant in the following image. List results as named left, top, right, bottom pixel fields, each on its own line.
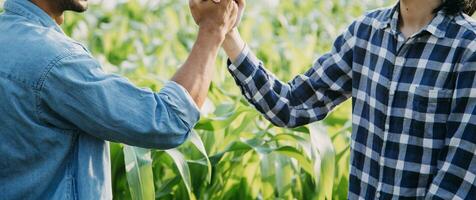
left=1, top=0, right=393, bottom=199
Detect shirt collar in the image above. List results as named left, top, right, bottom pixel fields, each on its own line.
left=377, top=2, right=452, bottom=39
left=4, top=0, right=63, bottom=34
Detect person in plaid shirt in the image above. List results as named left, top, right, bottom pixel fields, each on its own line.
left=220, top=0, right=476, bottom=199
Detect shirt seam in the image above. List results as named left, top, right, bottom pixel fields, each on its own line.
left=167, top=81, right=201, bottom=114
left=454, top=13, right=476, bottom=35
left=4, top=1, right=38, bottom=23
left=34, top=51, right=77, bottom=125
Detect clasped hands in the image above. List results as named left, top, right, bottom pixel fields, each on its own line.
left=189, top=0, right=246, bottom=39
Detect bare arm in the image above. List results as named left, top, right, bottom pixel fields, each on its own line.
left=172, top=28, right=224, bottom=108
left=172, top=0, right=238, bottom=107
left=37, top=0, right=239, bottom=149
left=222, top=28, right=246, bottom=62
left=207, top=0, right=246, bottom=60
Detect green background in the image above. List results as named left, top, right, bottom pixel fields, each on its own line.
left=1, top=0, right=392, bottom=199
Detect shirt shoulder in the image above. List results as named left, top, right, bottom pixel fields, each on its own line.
left=448, top=14, right=476, bottom=65
left=346, top=6, right=394, bottom=40
left=452, top=14, right=476, bottom=43
left=454, top=14, right=476, bottom=33
left=0, top=14, right=89, bottom=88
left=362, top=6, right=394, bottom=23
left=351, top=6, right=393, bottom=28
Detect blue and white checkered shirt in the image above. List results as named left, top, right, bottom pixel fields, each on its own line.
left=228, top=4, right=476, bottom=199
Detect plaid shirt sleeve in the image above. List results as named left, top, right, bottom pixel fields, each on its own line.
left=227, top=22, right=357, bottom=128
left=425, top=52, right=476, bottom=199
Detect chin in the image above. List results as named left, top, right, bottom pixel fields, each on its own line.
left=64, top=0, right=88, bottom=13
left=75, top=0, right=89, bottom=12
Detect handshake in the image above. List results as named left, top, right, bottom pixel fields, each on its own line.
left=189, top=0, right=246, bottom=39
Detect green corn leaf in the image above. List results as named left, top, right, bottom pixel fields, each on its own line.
left=275, top=154, right=294, bottom=198
left=209, top=141, right=253, bottom=164
left=309, top=123, right=336, bottom=200
left=123, top=145, right=155, bottom=200
left=155, top=177, right=181, bottom=199
left=230, top=112, right=259, bottom=136
left=165, top=149, right=195, bottom=200
left=274, top=146, right=314, bottom=177
left=110, top=143, right=130, bottom=199
left=189, top=131, right=212, bottom=183
left=260, top=153, right=276, bottom=199
left=271, top=133, right=313, bottom=157
left=194, top=107, right=251, bottom=131
left=272, top=133, right=308, bottom=144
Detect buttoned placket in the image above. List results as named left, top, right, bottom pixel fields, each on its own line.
left=375, top=29, right=420, bottom=199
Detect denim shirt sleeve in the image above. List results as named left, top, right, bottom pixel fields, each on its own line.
left=39, top=52, right=200, bottom=149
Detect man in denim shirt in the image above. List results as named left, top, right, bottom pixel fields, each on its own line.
left=0, top=0, right=239, bottom=199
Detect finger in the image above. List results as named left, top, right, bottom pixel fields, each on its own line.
left=221, top=0, right=232, bottom=5
left=201, top=0, right=223, bottom=5
left=197, top=0, right=215, bottom=8
left=204, top=0, right=222, bottom=6
left=231, top=2, right=240, bottom=28
left=231, top=2, right=239, bottom=18
left=224, top=0, right=235, bottom=8
left=234, top=0, right=245, bottom=7
left=227, top=0, right=238, bottom=20
left=227, top=0, right=236, bottom=11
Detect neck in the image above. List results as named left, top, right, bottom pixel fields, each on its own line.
left=399, top=0, right=442, bottom=38
left=30, top=0, right=64, bottom=25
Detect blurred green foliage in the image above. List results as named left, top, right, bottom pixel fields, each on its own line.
left=1, top=0, right=393, bottom=199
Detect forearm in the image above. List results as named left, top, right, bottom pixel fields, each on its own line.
left=223, top=28, right=246, bottom=62
left=172, top=27, right=225, bottom=108
left=223, top=39, right=326, bottom=127
left=222, top=28, right=353, bottom=127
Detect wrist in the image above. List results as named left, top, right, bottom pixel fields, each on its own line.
left=224, top=29, right=238, bottom=45
left=195, top=27, right=225, bottom=53
left=223, top=29, right=246, bottom=61
left=198, top=24, right=227, bottom=42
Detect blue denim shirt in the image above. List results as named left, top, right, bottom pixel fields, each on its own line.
left=0, top=0, right=200, bottom=199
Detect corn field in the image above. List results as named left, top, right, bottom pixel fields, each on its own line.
left=0, top=0, right=393, bottom=199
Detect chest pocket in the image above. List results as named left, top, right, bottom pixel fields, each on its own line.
left=405, top=86, right=453, bottom=135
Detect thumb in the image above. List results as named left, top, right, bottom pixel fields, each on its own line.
left=234, top=0, right=245, bottom=7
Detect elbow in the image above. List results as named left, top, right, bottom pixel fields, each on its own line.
left=147, top=108, right=197, bottom=149
left=162, top=129, right=190, bottom=149
left=132, top=123, right=191, bottom=150
left=150, top=128, right=191, bottom=150
left=154, top=139, right=187, bottom=150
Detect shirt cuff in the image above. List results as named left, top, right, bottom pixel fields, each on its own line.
left=227, top=45, right=261, bottom=79
left=158, top=81, right=201, bottom=129
left=232, top=44, right=250, bottom=67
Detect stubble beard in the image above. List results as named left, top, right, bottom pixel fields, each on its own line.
left=58, top=0, right=88, bottom=13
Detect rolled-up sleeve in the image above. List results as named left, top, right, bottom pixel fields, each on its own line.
left=38, top=52, right=200, bottom=149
